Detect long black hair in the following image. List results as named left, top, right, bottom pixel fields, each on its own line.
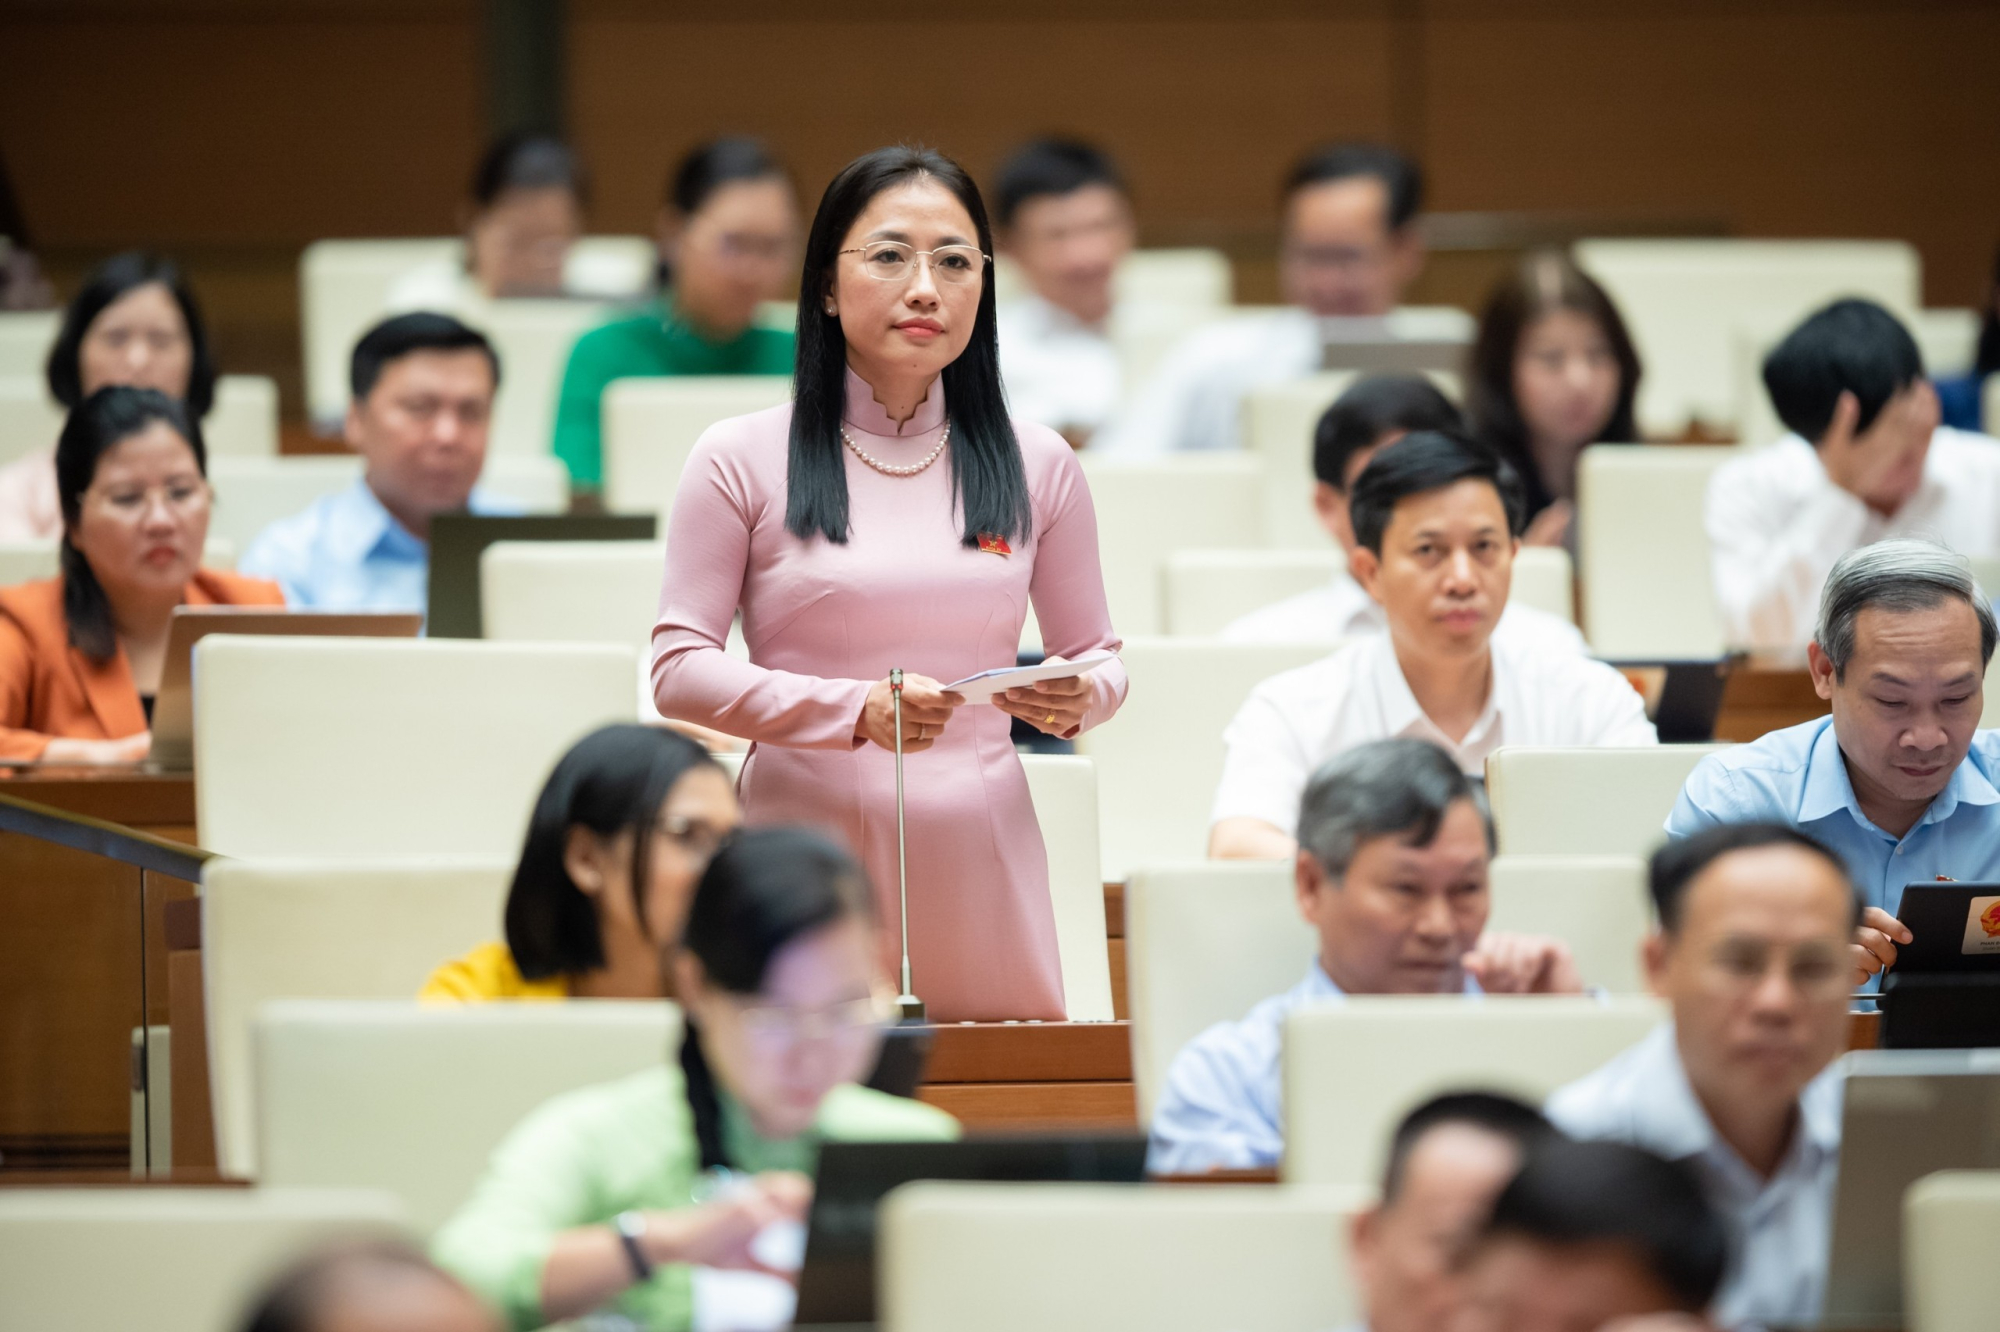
left=45, top=251, right=216, bottom=418
left=678, top=827, right=876, bottom=1169
left=786, top=145, right=1032, bottom=550
left=56, top=387, right=206, bottom=662
left=505, top=724, right=721, bottom=981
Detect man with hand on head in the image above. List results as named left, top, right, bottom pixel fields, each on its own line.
left=1344, top=1092, right=1555, bottom=1332
left=242, top=313, right=522, bottom=612
left=1456, top=1138, right=1727, bottom=1332
left=1708, top=298, right=2000, bottom=653
left=1210, top=431, right=1654, bottom=861
left=1669, top=538, right=2000, bottom=987
left=991, top=138, right=1137, bottom=446
left=1151, top=739, right=1585, bottom=1175
left=1220, top=374, right=1584, bottom=656
left=1095, top=143, right=1467, bottom=456
left=1549, top=824, right=1858, bottom=1330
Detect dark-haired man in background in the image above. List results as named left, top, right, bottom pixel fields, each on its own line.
left=1707, top=297, right=2000, bottom=653
left=1096, top=142, right=1468, bottom=456
left=242, top=312, right=521, bottom=611
left=1210, top=432, right=1653, bottom=860
left=1549, top=822, right=1858, bottom=1329
left=992, top=138, right=1137, bottom=445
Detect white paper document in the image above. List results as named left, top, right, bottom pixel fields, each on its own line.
left=944, top=649, right=1116, bottom=701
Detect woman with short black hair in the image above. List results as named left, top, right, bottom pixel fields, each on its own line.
left=651, top=145, right=1127, bottom=1021
left=422, top=724, right=740, bottom=1001
left=0, top=250, right=216, bottom=541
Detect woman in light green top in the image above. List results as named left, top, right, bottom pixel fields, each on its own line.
left=432, top=826, right=957, bottom=1331
left=550, top=138, right=800, bottom=492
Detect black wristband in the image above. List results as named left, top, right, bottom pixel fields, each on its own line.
left=614, top=1210, right=654, bottom=1282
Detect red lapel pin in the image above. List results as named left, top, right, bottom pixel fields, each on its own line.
left=977, top=533, right=1012, bottom=556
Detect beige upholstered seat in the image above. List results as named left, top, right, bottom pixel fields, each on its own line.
left=1576, top=444, right=1731, bottom=658
left=1904, top=1169, right=2000, bottom=1332
left=200, top=856, right=513, bottom=1178
left=1486, top=744, right=1727, bottom=858
left=255, top=999, right=676, bottom=1230
left=880, top=1181, right=1368, bottom=1332
left=0, top=1186, right=406, bottom=1332
left=193, top=636, right=637, bottom=858
left=1487, top=855, right=1652, bottom=994
left=1074, top=637, right=1333, bottom=880
left=600, top=375, right=790, bottom=516
left=1282, top=996, right=1665, bottom=1184
left=1076, top=455, right=1264, bottom=636
left=481, top=298, right=613, bottom=457
left=0, top=310, right=60, bottom=380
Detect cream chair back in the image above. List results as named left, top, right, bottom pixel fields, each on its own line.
left=1076, top=455, right=1264, bottom=636
left=1904, top=1170, right=2000, bottom=1332
left=1074, top=637, right=1334, bottom=880
left=1574, top=238, right=1921, bottom=435
left=1577, top=444, right=1731, bottom=658
left=0, top=1187, right=406, bottom=1332
left=0, top=373, right=278, bottom=467
left=205, top=454, right=567, bottom=551
left=601, top=375, right=790, bottom=516
left=482, top=299, right=612, bottom=457
left=880, top=1181, right=1367, bottom=1332
left=201, top=856, right=513, bottom=1178
left=0, top=310, right=59, bottom=380
left=707, top=750, right=1112, bottom=1022
left=194, top=637, right=636, bottom=858
left=1124, top=860, right=1309, bottom=1122
left=481, top=540, right=664, bottom=645
left=1162, top=549, right=1343, bottom=636
left=256, top=1000, right=677, bottom=1231
left=1487, top=855, right=1651, bottom=994
left=1486, top=745, right=1727, bottom=857
left=1510, top=545, right=1576, bottom=624
left=1282, top=996, right=1666, bottom=1185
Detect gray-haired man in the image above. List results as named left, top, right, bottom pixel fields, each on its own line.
left=1149, top=738, right=1582, bottom=1175
left=1668, top=536, right=2000, bottom=986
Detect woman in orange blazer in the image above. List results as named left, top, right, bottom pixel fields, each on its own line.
left=0, top=386, right=283, bottom=763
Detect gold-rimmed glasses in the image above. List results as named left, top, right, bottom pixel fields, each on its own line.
left=839, top=241, right=990, bottom=285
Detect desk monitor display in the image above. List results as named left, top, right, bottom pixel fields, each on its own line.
left=151, top=608, right=423, bottom=769
left=426, top=513, right=657, bottom=640
left=1821, top=1049, right=2000, bottom=1328
left=1605, top=657, right=1738, bottom=743
left=791, top=1134, right=1149, bottom=1328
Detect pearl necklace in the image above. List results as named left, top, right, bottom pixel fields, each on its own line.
left=842, top=423, right=951, bottom=477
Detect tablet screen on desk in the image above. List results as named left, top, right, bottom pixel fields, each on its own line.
left=1894, top=883, right=2000, bottom=973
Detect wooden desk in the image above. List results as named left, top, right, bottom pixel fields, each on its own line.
left=1714, top=659, right=1829, bottom=744
left=917, top=1021, right=1134, bottom=1128
left=0, top=772, right=199, bottom=1172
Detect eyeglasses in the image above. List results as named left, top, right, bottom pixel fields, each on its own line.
left=839, top=241, right=990, bottom=286
left=654, top=815, right=735, bottom=866
left=732, top=991, right=894, bottom=1049
left=84, top=477, right=210, bottom=519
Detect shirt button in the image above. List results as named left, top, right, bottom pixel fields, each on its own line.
left=1896, top=845, right=1906, bottom=856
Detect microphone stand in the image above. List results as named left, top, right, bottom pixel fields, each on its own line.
left=890, top=669, right=925, bottom=1021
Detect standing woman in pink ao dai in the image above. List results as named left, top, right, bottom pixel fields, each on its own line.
left=652, top=146, right=1127, bottom=1021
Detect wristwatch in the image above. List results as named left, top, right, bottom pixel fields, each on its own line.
left=614, top=1210, right=654, bottom=1282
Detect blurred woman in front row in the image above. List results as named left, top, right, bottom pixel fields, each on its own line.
left=0, top=387, right=281, bottom=763
left=422, top=725, right=742, bottom=1001
left=431, top=827, right=956, bottom=1332
left=1466, top=248, right=1643, bottom=549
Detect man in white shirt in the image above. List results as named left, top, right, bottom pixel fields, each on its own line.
left=1095, top=143, right=1470, bottom=456
left=1151, top=739, right=1583, bottom=1175
left=1210, top=431, right=1655, bottom=860
left=1221, top=374, right=1585, bottom=656
left=1547, top=822, right=1858, bottom=1329
left=1708, top=298, right=2000, bottom=653
left=991, top=139, right=1136, bottom=445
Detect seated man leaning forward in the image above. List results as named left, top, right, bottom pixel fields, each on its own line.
left=1548, top=823, right=1859, bottom=1330
left=1150, top=738, right=1584, bottom=1175
left=1669, top=537, right=2000, bottom=986
left=1346, top=1091, right=1556, bottom=1332
left=1220, top=373, right=1583, bottom=655
left=240, top=312, right=522, bottom=612
left=1211, top=430, right=1655, bottom=861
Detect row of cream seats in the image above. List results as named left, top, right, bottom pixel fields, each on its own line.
left=12, top=1164, right=1996, bottom=1332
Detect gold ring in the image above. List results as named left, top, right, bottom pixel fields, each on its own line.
left=1044, top=712, right=1056, bottom=725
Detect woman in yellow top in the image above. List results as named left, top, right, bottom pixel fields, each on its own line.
left=422, top=724, right=740, bottom=1001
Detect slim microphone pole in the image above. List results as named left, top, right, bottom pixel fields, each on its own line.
left=890, top=669, right=925, bottom=1021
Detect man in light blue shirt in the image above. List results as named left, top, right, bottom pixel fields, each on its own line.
left=1549, top=822, right=1858, bottom=1330
left=242, top=312, right=522, bottom=612
left=1149, top=738, right=1585, bottom=1174
left=1668, top=538, right=2000, bottom=985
